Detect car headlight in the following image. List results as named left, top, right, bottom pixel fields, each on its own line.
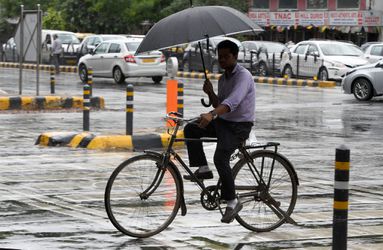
left=330, top=61, right=345, bottom=68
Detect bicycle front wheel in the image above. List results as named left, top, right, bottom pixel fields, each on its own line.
left=105, top=154, right=181, bottom=238
left=233, top=150, right=298, bottom=232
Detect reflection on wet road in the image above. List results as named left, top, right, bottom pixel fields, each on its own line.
left=1, top=68, right=383, bottom=249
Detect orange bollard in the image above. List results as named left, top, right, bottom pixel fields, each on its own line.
left=166, top=79, right=178, bottom=127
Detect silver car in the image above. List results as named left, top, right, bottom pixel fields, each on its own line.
left=341, top=61, right=383, bottom=101
left=363, top=42, right=383, bottom=64
left=242, top=41, right=288, bottom=76
left=78, top=38, right=166, bottom=84
left=280, top=40, right=369, bottom=81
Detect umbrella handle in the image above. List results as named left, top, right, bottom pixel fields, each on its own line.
left=201, top=98, right=211, bottom=107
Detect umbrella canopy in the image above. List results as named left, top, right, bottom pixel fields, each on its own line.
left=136, top=6, right=263, bottom=54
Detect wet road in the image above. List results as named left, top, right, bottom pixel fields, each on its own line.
left=0, top=68, right=383, bottom=249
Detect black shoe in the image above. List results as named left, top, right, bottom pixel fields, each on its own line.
left=221, top=201, right=243, bottom=223
left=183, top=169, right=213, bottom=181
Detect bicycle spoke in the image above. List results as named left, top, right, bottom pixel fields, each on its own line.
left=233, top=150, right=297, bottom=232
left=105, top=154, right=181, bottom=238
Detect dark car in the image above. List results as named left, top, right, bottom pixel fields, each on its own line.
left=242, top=41, right=288, bottom=76
left=182, top=36, right=250, bottom=73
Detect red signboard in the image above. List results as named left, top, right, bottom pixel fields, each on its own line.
left=248, top=10, right=382, bottom=27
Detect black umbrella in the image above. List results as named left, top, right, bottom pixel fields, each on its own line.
left=136, top=5, right=263, bottom=106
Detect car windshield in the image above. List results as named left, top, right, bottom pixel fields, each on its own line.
left=257, top=42, right=286, bottom=53
left=125, top=42, right=141, bottom=51
left=56, top=34, right=80, bottom=44
left=319, top=43, right=363, bottom=56
left=103, top=36, right=126, bottom=41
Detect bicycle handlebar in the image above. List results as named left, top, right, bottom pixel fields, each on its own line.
left=165, top=112, right=199, bottom=125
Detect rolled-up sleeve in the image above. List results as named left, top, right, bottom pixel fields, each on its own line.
left=221, top=73, right=252, bottom=112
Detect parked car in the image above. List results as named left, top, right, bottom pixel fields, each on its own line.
left=242, top=40, right=288, bottom=76
left=77, top=34, right=128, bottom=59
left=360, top=41, right=382, bottom=52
left=280, top=40, right=369, bottom=81
left=78, top=38, right=166, bottom=84
left=182, top=36, right=250, bottom=73
left=1, top=37, right=18, bottom=62
left=342, top=60, right=383, bottom=101
left=3, top=30, right=81, bottom=65
left=41, top=29, right=81, bottom=65
left=363, top=42, right=383, bottom=64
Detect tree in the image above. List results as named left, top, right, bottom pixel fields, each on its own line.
left=43, top=7, right=65, bottom=30
left=0, top=0, right=250, bottom=35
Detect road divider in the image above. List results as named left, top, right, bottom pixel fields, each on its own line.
left=254, top=76, right=336, bottom=88
left=0, top=62, right=78, bottom=73
left=0, top=96, right=104, bottom=110
left=36, top=130, right=185, bottom=150
left=176, top=71, right=336, bottom=88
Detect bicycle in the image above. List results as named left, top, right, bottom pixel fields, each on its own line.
left=104, top=112, right=299, bottom=238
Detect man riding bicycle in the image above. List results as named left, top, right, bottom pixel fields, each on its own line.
left=183, top=39, right=256, bottom=223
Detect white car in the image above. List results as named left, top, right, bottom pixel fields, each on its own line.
left=77, top=34, right=128, bottom=59
left=41, top=29, right=81, bottom=65
left=182, top=36, right=251, bottom=72
left=78, top=39, right=167, bottom=84
left=280, top=40, right=369, bottom=81
left=363, top=42, right=383, bottom=64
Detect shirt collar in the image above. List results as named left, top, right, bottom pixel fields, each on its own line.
left=225, top=63, right=239, bottom=78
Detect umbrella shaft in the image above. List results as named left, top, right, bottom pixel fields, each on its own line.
left=198, top=41, right=208, bottom=79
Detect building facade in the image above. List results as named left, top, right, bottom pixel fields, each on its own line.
left=247, top=0, right=383, bottom=45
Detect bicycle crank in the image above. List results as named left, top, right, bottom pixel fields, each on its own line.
left=200, top=185, right=220, bottom=211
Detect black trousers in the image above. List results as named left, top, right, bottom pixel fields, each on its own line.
left=184, top=118, right=253, bottom=201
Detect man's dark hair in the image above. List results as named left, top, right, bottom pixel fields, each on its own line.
left=217, top=40, right=239, bottom=56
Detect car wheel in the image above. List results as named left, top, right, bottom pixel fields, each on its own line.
left=183, top=61, right=190, bottom=72
left=318, top=67, right=329, bottom=81
left=79, top=64, right=88, bottom=83
left=282, top=65, right=293, bottom=78
left=258, top=62, right=268, bottom=76
left=152, top=76, right=163, bottom=84
left=352, top=78, right=373, bottom=101
left=113, top=66, right=125, bottom=84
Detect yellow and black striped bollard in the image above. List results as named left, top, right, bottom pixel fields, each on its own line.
left=83, top=84, right=91, bottom=131
left=126, top=83, right=134, bottom=135
left=332, top=145, right=350, bottom=250
left=177, top=82, right=184, bottom=117
left=87, top=67, right=93, bottom=97
left=50, top=65, right=55, bottom=94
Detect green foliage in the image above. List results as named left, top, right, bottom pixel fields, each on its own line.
left=43, top=7, right=65, bottom=30
left=0, top=0, right=250, bottom=34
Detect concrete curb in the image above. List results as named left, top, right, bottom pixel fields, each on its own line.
left=35, top=131, right=185, bottom=150
left=176, top=71, right=336, bottom=88
left=1, top=63, right=337, bottom=88
left=254, top=76, right=336, bottom=88
left=177, top=71, right=221, bottom=80
left=0, top=96, right=104, bottom=110
left=0, top=62, right=77, bottom=73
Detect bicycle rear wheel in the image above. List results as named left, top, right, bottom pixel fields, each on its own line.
left=233, top=150, right=298, bottom=232
left=105, top=154, right=181, bottom=238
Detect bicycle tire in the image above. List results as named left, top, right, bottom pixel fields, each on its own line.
left=105, top=154, right=181, bottom=238
left=233, top=150, right=298, bottom=232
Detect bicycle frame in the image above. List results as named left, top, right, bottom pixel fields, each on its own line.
left=144, top=116, right=284, bottom=209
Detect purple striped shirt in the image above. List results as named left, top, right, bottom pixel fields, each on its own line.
left=218, top=63, right=255, bottom=122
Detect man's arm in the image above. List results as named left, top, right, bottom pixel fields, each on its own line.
left=203, top=79, right=219, bottom=108
left=198, top=103, right=229, bottom=128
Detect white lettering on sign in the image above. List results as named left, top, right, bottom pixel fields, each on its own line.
left=248, top=10, right=383, bottom=27
left=270, top=12, right=295, bottom=26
